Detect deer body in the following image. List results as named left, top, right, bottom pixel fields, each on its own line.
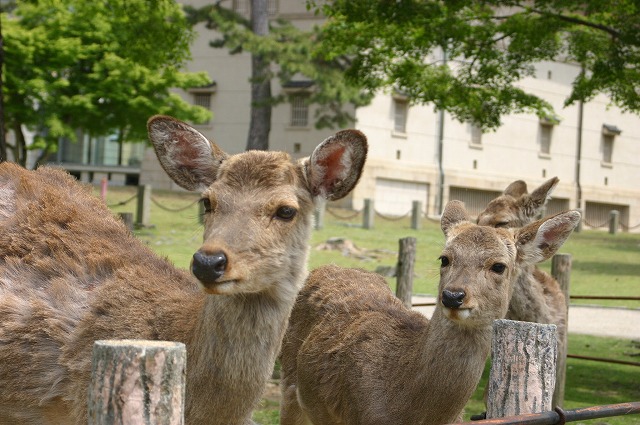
left=280, top=201, right=580, bottom=425
left=0, top=116, right=367, bottom=425
left=477, top=177, right=567, bottom=355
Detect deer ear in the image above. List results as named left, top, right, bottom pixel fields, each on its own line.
left=515, top=210, right=580, bottom=265
left=503, top=180, right=528, bottom=197
left=147, top=115, right=228, bottom=192
left=305, top=129, right=368, bottom=201
left=441, top=200, right=470, bottom=237
left=518, top=176, right=559, bottom=219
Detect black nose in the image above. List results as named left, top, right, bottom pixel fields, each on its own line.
left=441, top=290, right=465, bottom=309
left=192, top=251, right=227, bottom=284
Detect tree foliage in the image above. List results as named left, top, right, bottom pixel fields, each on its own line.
left=186, top=1, right=374, bottom=149
left=2, top=0, right=211, bottom=166
left=312, top=0, right=640, bottom=130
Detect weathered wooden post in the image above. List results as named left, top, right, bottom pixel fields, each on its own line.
left=486, top=320, right=557, bottom=419
left=410, top=201, right=422, bottom=230
left=88, top=340, right=186, bottom=425
left=314, top=199, right=326, bottom=230
left=118, top=212, right=134, bottom=232
left=609, top=210, right=620, bottom=234
left=136, top=184, right=152, bottom=227
left=551, top=253, right=572, bottom=408
left=395, top=237, right=416, bottom=309
left=362, top=198, right=374, bottom=229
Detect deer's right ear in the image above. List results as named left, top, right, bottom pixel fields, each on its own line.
left=147, top=115, right=228, bottom=192
left=441, top=200, right=470, bottom=237
left=305, top=129, right=368, bottom=201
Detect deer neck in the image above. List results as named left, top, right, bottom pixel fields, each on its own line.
left=185, top=277, right=303, bottom=424
left=412, top=307, right=493, bottom=423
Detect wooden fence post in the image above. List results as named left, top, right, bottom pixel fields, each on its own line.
left=363, top=198, right=374, bottom=229
left=136, top=184, right=152, bottom=227
left=410, top=201, right=422, bottom=230
left=551, top=253, right=572, bottom=408
left=609, top=210, right=619, bottom=234
left=486, top=320, right=557, bottom=419
left=118, top=212, right=134, bottom=232
left=395, top=237, right=416, bottom=309
left=88, top=340, right=186, bottom=425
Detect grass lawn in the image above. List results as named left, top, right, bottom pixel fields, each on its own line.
left=103, top=185, right=640, bottom=424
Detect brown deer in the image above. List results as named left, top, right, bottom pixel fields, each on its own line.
left=0, top=116, right=367, bottom=425
left=476, top=177, right=568, bottom=366
left=280, top=200, right=580, bottom=425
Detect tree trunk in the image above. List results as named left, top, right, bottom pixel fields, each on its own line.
left=88, top=340, right=186, bottom=425
left=246, top=0, right=271, bottom=151
left=0, top=16, right=6, bottom=163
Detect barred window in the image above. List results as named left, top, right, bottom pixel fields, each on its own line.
left=470, top=122, right=482, bottom=146
left=290, top=93, right=309, bottom=127
left=394, top=98, right=408, bottom=133
left=193, top=93, right=212, bottom=125
left=233, top=0, right=278, bottom=16
left=540, top=123, right=553, bottom=155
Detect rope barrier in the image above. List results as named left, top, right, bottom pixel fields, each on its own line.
left=150, top=196, right=199, bottom=212
left=374, top=210, right=411, bottom=221
left=106, top=193, right=138, bottom=208
left=325, top=207, right=362, bottom=220
left=582, top=218, right=610, bottom=228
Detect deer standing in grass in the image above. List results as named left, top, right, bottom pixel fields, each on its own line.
left=476, top=177, right=568, bottom=361
left=0, top=116, right=367, bottom=425
left=280, top=200, right=580, bottom=425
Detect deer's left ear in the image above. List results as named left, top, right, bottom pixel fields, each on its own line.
left=516, top=209, right=581, bottom=265
left=305, top=130, right=368, bottom=201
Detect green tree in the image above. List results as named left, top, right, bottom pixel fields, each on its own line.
left=187, top=1, right=373, bottom=150
left=312, top=0, right=640, bottom=130
left=2, top=0, right=211, bottom=167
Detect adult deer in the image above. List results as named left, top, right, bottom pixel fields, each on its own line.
left=476, top=177, right=568, bottom=363
left=0, top=116, right=367, bottom=425
left=280, top=200, right=580, bottom=425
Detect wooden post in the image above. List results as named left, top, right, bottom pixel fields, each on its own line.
left=609, top=210, right=619, bottom=234
left=118, top=212, right=134, bottom=232
left=486, top=320, right=557, bottom=419
left=395, top=237, right=416, bottom=309
left=314, top=199, right=326, bottom=230
left=551, top=253, right=572, bottom=408
left=362, top=198, right=374, bottom=229
left=136, top=184, right=152, bottom=227
left=88, top=340, right=186, bottom=425
left=410, top=201, right=422, bottom=230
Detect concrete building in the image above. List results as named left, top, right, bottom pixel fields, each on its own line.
left=138, top=0, right=640, bottom=230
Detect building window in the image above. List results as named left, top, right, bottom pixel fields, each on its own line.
left=193, top=93, right=212, bottom=125
left=601, top=124, right=621, bottom=166
left=539, top=124, right=552, bottom=155
left=393, top=98, right=408, bottom=134
left=469, top=122, right=482, bottom=146
left=290, top=93, right=309, bottom=127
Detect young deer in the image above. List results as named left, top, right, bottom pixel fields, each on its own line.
left=0, top=116, right=367, bottom=425
left=476, top=177, right=568, bottom=361
left=280, top=200, right=580, bottom=425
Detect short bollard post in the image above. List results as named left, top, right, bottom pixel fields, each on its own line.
left=363, top=198, right=374, bottom=229
left=487, top=320, right=557, bottom=419
left=88, top=340, right=186, bottom=425
left=136, top=184, right=152, bottom=227
left=410, top=201, right=422, bottom=230
left=609, top=210, right=619, bottom=234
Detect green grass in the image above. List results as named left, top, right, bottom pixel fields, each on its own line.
left=102, top=186, right=640, bottom=424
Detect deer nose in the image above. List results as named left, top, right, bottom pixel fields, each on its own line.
left=192, top=251, right=227, bottom=284
left=441, top=290, right=465, bottom=309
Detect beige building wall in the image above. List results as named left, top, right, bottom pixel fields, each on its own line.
left=141, top=0, right=640, bottom=230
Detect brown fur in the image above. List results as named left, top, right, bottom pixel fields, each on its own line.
left=280, top=200, right=580, bottom=425
left=476, top=177, right=568, bottom=360
left=0, top=116, right=368, bottom=425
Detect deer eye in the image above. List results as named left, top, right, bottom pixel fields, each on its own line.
left=438, top=255, right=450, bottom=267
left=490, top=263, right=506, bottom=274
left=275, top=206, right=297, bottom=221
left=495, top=222, right=509, bottom=228
left=200, top=198, right=212, bottom=213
